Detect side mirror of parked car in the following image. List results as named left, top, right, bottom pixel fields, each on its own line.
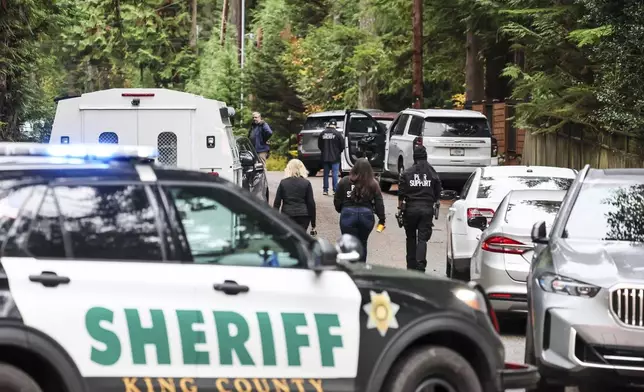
left=468, top=216, right=488, bottom=231
left=440, top=190, right=459, bottom=200
left=240, top=151, right=256, bottom=167
left=336, top=234, right=364, bottom=263
left=531, top=220, right=549, bottom=244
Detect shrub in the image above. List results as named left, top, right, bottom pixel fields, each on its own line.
left=266, top=155, right=288, bottom=171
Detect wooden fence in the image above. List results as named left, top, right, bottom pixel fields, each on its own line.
left=523, top=126, right=644, bottom=169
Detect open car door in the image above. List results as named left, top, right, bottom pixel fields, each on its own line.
left=342, top=110, right=387, bottom=173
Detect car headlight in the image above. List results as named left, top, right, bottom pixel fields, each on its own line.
left=453, top=288, right=488, bottom=312
left=537, top=272, right=600, bottom=298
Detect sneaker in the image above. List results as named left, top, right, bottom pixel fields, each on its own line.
left=323, top=191, right=329, bottom=196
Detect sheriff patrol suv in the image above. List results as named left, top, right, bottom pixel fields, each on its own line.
left=0, top=143, right=537, bottom=392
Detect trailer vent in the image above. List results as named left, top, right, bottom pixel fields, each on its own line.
left=98, top=132, right=119, bottom=144
left=158, top=132, right=177, bottom=166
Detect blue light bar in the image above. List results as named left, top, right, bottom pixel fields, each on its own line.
left=0, top=143, right=158, bottom=161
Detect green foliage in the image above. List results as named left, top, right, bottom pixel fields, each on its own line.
left=501, top=1, right=600, bottom=133
left=266, top=155, right=288, bottom=171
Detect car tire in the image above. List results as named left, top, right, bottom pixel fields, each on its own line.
left=379, top=180, right=392, bottom=192
left=384, top=345, right=483, bottom=392
left=525, top=314, right=565, bottom=392
left=0, top=363, right=42, bottom=392
left=266, top=188, right=270, bottom=202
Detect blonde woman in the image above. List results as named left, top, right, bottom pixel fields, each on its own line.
left=273, top=159, right=317, bottom=233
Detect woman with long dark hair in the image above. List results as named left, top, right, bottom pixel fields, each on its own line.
left=333, top=158, right=385, bottom=261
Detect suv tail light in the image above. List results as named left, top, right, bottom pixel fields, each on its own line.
left=297, top=134, right=302, bottom=146
left=467, top=207, right=494, bottom=221
left=482, top=236, right=527, bottom=254
left=491, top=137, right=498, bottom=157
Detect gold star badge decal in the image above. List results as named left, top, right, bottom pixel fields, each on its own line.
left=362, top=290, right=400, bottom=337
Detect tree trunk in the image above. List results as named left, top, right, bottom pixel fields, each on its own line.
left=485, top=38, right=512, bottom=102
left=358, top=0, right=379, bottom=109
left=229, top=0, right=241, bottom=63
left=465, top=26, right=484, bottom=102
left=411, top=0, right=423, bottom=108
left=220, top=0, right=229, bottom=45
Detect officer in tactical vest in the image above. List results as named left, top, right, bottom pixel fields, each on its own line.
left=398, top=145, right=442, bottom=272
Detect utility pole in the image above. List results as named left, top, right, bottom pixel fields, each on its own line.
left=412, top=0, right=423, bottom=109
left=190, top=0, right=198, bottom=49
left=220, top=0, right=229, bottom=45
left=239, top=0, right=246, bottom=109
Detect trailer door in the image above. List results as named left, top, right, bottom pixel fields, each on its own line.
left=137, top=110, right=192, bottom=168
left=81, top=110, right=138, bottom=145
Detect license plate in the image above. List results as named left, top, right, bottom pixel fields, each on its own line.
left=450, top=148, right=465, bottom=156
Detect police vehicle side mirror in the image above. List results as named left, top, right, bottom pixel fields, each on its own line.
left=440, top=190, right=458, bottom=200
left=311, top=238, right=338, bottom=268
left=531, top=220, right=548, bottom=244
left=467, top=216, right=488, bottom=231
left=240, top=151, right=256, bottom=166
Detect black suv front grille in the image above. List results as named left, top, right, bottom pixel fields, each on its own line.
left=611, top=288, right=644, bottom=327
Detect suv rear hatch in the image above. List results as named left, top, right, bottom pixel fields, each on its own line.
left=422, top=117, right=492, bottom=167
left=298, top=115, right=344, bottom=158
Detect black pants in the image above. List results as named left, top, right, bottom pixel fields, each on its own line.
left=404, top=208, right=433, bottom=272
left=290, top=216, right=311, bottom=231
left=339, top=207, right=375, bottom=262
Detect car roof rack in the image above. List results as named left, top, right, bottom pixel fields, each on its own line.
left=0, top=143, right=158, bottom=163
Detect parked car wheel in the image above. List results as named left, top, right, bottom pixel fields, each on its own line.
left=384, top=345, right=483, bottom=392
left=0, top=363, right=42, bottom=392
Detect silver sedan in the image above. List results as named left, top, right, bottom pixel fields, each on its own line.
left=469, top=189, right=566, bottom=318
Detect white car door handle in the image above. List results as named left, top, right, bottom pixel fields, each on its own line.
left=476, top=235, right=481, bottom=241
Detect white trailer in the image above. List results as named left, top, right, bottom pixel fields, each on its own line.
left=50, top=88, right=242, bottom=185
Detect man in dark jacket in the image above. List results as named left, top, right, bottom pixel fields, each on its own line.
left=317, top=119, right=345, bottom=195
left=398, top=145, right=442, bottom=272
left=248, top=112, right=273, bottom=164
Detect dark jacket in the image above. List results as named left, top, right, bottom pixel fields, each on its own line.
left=334, top=177, right=386, bottom=224
left=398, top=160, right=442, bottom=211
left=273, top=177, right=316, bottom=227
left=248, top=121, right=273, bottom=153
left=317, top=127, right=345, bottom=163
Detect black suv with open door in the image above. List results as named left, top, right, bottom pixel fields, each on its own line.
left=341, top=110, right=388, bottom=179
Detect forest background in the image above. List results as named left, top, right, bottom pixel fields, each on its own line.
left=2, top=0, right=643, bottom=168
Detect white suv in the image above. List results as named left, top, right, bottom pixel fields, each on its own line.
left=380, top=109, right=498, bottom=191
left=444, top=165, right=577, bottom=281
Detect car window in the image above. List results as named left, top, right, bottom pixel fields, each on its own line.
left=461, top=172, right=476, bottom=199
left=424, top=117, right=491, bottom=138
left=393, top=114, right=409, bottom=136
left=505, top=199, right=562, bottom=226
left=2, top=185, right=46, bottom=257
left=54, top=185, right=163, bottom=261
left=408, top=116, right=424, bottom=136
left=377, top=120, right=392, bottom=130
left=477, top=176, right=573, bottom=199
left=564, top=182, right=644, bottom=242
left=303, top=116, right=344, bottom=130
left=165, top=185, right=302, bottom=268
left=26, top=189, right=66, bottom=258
